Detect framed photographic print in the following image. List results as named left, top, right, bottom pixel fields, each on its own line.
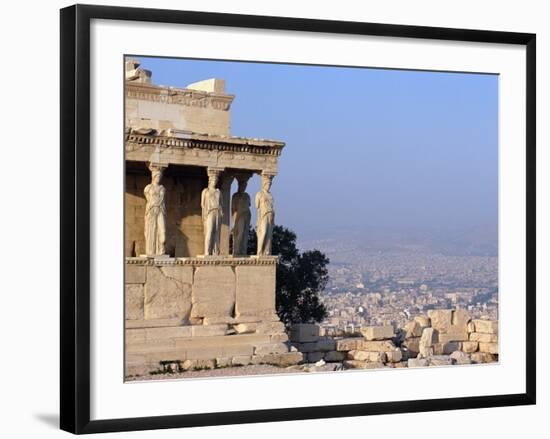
left=60, top=4, right=536, bottom=434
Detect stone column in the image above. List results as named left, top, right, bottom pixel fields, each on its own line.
left=231, top=172, right=253, bottom=256
left=142, top=148, right=168, bottom=257
left=255, top=171, right=277, bottom=256
left=201, top=167, right=224, bottom=256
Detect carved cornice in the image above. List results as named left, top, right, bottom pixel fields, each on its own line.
left=126, top=256, right=279, bottom=266
left=126, top=82, right=234, bottom=111
left=125, top=132, right=284, bottom=157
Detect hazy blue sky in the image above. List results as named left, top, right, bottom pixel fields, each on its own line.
left=135, top=57, right=498, bottom=242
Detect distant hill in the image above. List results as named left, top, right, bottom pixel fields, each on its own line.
left=298, top=224, right=498, bottom=257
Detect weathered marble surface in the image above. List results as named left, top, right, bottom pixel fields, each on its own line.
left=201, top=170, right=223, bottom=256
left=256, top=174, right=275, bottom=256
left=231, top=175, right=251, bottom=256
left=143, top=165, right=166, bottom=256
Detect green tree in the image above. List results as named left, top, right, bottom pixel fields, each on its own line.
left=247, top=225, right=329, bottom=325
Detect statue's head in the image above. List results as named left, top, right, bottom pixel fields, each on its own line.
left=151, top=167, right=163, bottom=185
left=238, top=179, right=247, bottom=193
left=208, top=173, right=219, bottom=189
left=261, top=174, right=273, bottom=192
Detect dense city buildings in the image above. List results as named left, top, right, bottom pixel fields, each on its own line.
left=302, top=235, right=498, bottom=336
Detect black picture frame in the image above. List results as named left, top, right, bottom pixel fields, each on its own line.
left=60, top=4, right=536, bottom=434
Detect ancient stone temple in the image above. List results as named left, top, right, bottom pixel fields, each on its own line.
left=124, top=59, right=301, bottom=376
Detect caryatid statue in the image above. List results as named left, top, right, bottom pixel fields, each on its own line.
left=144, top=164, right=167, bottom=256
left=231, top=175, right=251, bottom=256
left=255, top=174, right=275, bottom=256
left=201, top=170, right=223, bottom=255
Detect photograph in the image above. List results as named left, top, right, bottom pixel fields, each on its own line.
left=124, top=56, right=499, bottom=381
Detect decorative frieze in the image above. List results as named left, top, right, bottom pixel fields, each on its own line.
left=125, top=132, right=284, bottom=156
left=125, top=256, right=279, bottom=266
left=126, top=82, right=234, bottom=111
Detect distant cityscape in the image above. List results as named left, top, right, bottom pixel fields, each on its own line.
left=300, top=231, right=498, bottom=336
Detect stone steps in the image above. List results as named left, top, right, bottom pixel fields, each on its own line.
left=125, top=330, right=296, bottom=376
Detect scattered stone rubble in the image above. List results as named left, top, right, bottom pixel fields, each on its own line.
left=288, top=308, right=498, bottom=371
left=136, top=308, right=498, bottom=377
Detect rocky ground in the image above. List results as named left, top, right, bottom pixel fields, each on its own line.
left=125, top=356, right=494, bottom=382
left=126, top=309, right=498, bottom=381
left=125, top=362, right=343, bottom=381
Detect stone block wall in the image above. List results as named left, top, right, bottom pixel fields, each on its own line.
left=126, top=82, right=233, bottom=137
left=125, top=257, right=302, bottom=376
left=125, top=257, right=279, bottom=324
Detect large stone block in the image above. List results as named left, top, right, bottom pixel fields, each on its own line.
left=144, top=266, right=192, bottom=320
left=427, top=309, right=453, bottom=333
left=452, top=309, right=471, bottom=327
left=125, top=265, right=146, bottom=284
left=270, top=333, right=289, bottom=343
left=357, top=340, right=396, bottom=352
left=385, top=349, right=403, bottom=363
left=253, top=351, right=303, bottom=366
left=191, top=266, right=235, bottom=321
left=125, top=328, right=146, bottom=345
left=254, top=343, right=289, bottom=356
left=185, top=344, right=254, bottom=360
left=336, top=338, right=395, bottom=352
left=419, top=327, right=436, bottom=348
left=433, top=341, right=461, bottom=355
left=343, top=360, right=384, bottom=369
left=289, top=324, right=320, bottom=343
left=414, top=315, right=431, bottom=328
left=428, top=355, right=453, bottom=366
left=235, top=265, right=276, bottom=319
left=306, top=352, right=325, bottom=363
left=233, top=323, right=257, bottom=334
left=143, top=326, right=193, bottom=341
left=470, top=332, right=498, bottom=343
left=126, top=317, right=183, bottom=329
left=461, top=341, right=479, bottom=353
left=478, top=342, right=499, bottom=354
left=336, top=338, right=360, bottom=351
left=450, top=350, right=472, bottom=365
left=125, top=284, right=144, bottom=320
left=473, top=320, right=498, bottom=334
left=402, top=337, right=421, bottom=354
left=324, top=351, right=346, bottom=362
left=436, top=328, right=469, bottom=343
left=231, top=355, right=253, bottom=366
left=191, top=324, right=228, bottom=337
left=293, top=342, right=318, bottom=353
left=316, top=338, right=337, bottom=352
left=256, top=321, right=286, bottom=335
left=360, top=325, right=394, bottom=340
left=404, top=320, right=423, bottom=338
left=347, top=350, right=387, bottom=362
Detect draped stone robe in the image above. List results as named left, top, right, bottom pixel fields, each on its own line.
left=231, top=191, right=251, bottom=256
left=144, top=183, right=166, bottom=255
left=201, top=187, right=223, bottom=255
left=255, top=190, right=275, bottom=256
